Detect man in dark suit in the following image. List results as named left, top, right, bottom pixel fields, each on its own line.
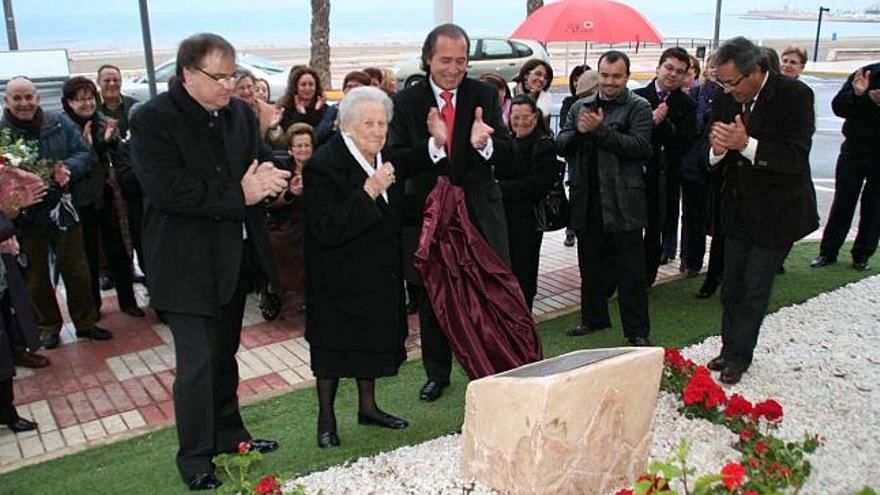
left=706, top=37, right=818, bottom=385
left=387, top=23, right=513, bottom=402
left=634, top=47, right=697, bottom=284
left=130, top=33, right=290, bottom=491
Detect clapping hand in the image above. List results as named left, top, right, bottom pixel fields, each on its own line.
left=82, top=121, right=94, bottom=147
left=711, top=115, right=749, bottom=153
left=53, top=163, right=71, bottom=188
left=289, top=174, right=303, bottom=196
left=240, top=160, right=292, bottom=206
left=270, top=107, right=285, bottom=128
left=576, top=107, right=604, bottom=134
left=470, top=107, right=494, bottom=151
left=852, top=69, right=870, bottom=96
left=652, top=102, right=669, bottom=126
left=427, top=107, right=448, bottom=149
left=104, top=119, right=118, bottom=141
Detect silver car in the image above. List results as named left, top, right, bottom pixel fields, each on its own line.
left=392, top=38, right=550, bottom=88
left=122, top=53, right=290, bottom=102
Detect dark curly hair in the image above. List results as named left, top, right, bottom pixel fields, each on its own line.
left=515, top=59, right=554, bottom=92
left=277, top=66, right=324, bottom=111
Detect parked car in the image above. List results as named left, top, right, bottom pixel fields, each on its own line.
left=392, top=38, right=550, bottom=88
left=122, top=53, right=290, bottom=102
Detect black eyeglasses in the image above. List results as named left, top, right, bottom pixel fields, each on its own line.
left=717, top=73, right=747, bottom=91
left=194, top=67, right=238, bottom=85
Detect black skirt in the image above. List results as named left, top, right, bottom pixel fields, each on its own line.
left=309, top=344, right=406, bottom=379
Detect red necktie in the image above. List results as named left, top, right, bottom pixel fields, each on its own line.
left=440, top=90, right=455, bottom=155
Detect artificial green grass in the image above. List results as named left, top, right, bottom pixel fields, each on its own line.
left=2, top=242, right=874, bottom=494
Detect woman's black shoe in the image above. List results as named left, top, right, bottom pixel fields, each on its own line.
left=696, top=279, right=720, bottom=299
left=357, top=411, right=408, bottom=429
left=317, top=431, right=340, bottom=448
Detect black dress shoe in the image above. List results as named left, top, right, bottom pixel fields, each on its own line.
left=776, top=265, right=786, bottom=274
left=41, top=334, right=60, bottom=350
left=358, top=411, right=409, bottom=429
left=132, top=273, right=147, bottom=284
left=248, top=438, right=278, bottom=454
left=810, top=255, right=836, bottom=268
left=628, top=337, right=654, bottom=347
left=121, top=305, right=146, bottom=318
left=76, top=326, right=113, bottom=341
left=186, top=472, right=222, bottom=491
left=563, top=233, right=575, bottom=247
left=98, top=274, right=115, bottom=291
left=12, top=350, right=50, bottom=368
left=419, top=381, right=447, bottom=401
left=5, top=417, right=37, bottom=432
left=695, top=279, right=720, bottom=299
left=685, top=268, right=700, bottom=279
left=719, top=367, right=744, bottom=385
left=317, top=431, right=340, bottom=448
left=707, top=355, right=726, bottom=371
left=853, top=259, right=870, bottom=271
left=565, top=323, right=610, bottom=337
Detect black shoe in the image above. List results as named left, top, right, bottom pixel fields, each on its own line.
left=695, top=279, right=720, bottom=299
left=259, top=292, right=281, bottom=321
left=685, top=268, right=700, bottom=279
left=853, top=259, right=870, bottom=271
left=13, top=350, right=50, bottom=368
left=419, top=381, right=447, bottom=402
left=810, top=255, right=836, bottom=268
left=186, top=472, right=222, bottom=491
left=132, top=273, right=147, bottom=284
left=628, top=337, right=654, bottom=347
left=75, top=326, right=113, bottom=341
left=565, top=323, right=610, bottom=337
left=406, top=300, right=420, bottom=315
left=247, top=438, right=278, bottom=454
left=707, top=355, right=726, bottom=372
left=776, top=265, right=786, bottom=274
left=98, top=274, right=115, bottom=291
left=563, top=234, right=575, bottom=247
left=317, top=431, right=340, bottom=448
left=719, top=367, right=744, bottom=385
left=121, top=305, right=146, bottom=318
left=659, top=255, right=669, bottom=266
left=358, top=411, right=409, bottom=429
left=5, top=417, right=37, bottom=433
left=41, top=334, right=60, bottom=350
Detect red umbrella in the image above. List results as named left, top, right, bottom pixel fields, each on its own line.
left=511, top=0, right=663, bottom=44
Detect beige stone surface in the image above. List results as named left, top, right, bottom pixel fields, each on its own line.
left=461, top=347, right=664, bottom=495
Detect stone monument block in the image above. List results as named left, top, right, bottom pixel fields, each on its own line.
left=460, top=347, right=664, bottom=495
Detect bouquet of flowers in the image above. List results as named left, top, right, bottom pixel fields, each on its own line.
left=0, top=128, right=55, bottom=181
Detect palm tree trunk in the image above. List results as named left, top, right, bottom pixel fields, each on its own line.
left=310, top=0, right=331, bottom=89
left=527, top=0, right=544, bottom=16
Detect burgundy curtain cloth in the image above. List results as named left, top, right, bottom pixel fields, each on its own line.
left=414, top=177, right=543, bottom=379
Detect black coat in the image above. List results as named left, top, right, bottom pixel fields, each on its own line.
left=130, top=81, right=281, bottom=317
left=634, top=80, right=697, bottom=175
left=388, top=77, right=514, bottom=263
left=0, top=215, right=41, bottom=381
left=497, top=132, right=558, bottom=235
left=708, top=71, right=819, bottom=249
left=302, top=134, right=407, bottom=354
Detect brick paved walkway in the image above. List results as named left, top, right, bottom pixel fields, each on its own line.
left=0, top=229, right=691, bottom=473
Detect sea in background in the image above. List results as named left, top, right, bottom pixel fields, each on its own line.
left=2, top=1, right=879, bottom=52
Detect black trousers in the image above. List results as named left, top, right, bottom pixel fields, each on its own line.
left=0, top=379, right=16, bottom=423
left=126, top=194, right=146, bottom=277
left=680, top=177, right=708, bottom=271
left=719, top=236, right=788, bottom=371
left=163, top=261, right=251, bottom=481
left=661, top=163, right=682, bottom=259
left=576, top=197, right=650, bottom=340
left=644, top=169, right=666, bottom=286
left=79, top=198, right=137, bottom=311
left=508, top=227, right=544, bottom=311
left=819, top=144, right=880, bottom=262
left=418, top=301, right=453, bottom=386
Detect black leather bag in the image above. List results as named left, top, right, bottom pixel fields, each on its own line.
left=534, top=159, right=570, bottom=232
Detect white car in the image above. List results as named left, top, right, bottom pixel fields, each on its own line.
left=393, top=38, right=550, bottom=88
left=122, top=53, right=290, bottom=102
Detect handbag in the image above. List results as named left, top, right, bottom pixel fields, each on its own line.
left=534, top=158, right=570, bottom=232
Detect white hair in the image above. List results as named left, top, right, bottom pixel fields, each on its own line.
left=337, top=86, right=393, bottom=131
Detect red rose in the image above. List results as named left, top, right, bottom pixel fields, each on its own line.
left=720, top=462, right=746, bottom=490
left=755, top=441, right=768, bottom=456
left=255, top=475, right=281, bottom=494
left=238, top=441, right=251, bottom=454
left=739, top=429, right=755, bottom=441
left=725, top=394, right=754, bottom=418
left=753, top=399, right=784, bottom=422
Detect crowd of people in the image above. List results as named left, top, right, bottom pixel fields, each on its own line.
left=1, top=23, right=878, bottom=492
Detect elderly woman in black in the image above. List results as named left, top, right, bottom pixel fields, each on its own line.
left=61, top=76, right=144, bottom=319
left=496, top=95, right=557, bottom=310
left=303, top=86, right=408, bottom=448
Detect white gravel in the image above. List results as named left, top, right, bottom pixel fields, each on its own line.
left=288, top=276, right=880, bottom=495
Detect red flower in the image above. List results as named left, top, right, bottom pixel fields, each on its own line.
left=254, top=475, right=281, bottom=494
left=739, top=429, right=755, bottom=441
left=744, top=492, right=759, bottom=495
left=613, top=490, right=633, bottom=495
left=725, top=394, right=754, bottom=418
left=720, top=462, right=746, bottom=490
left=682, top=366, right=728, bottom=409
left=747, top=457, right=759, bottom=468
left=664, top=348, right=694, bottom=369
left=753, top=399, right=784, bottom=422
left=755, top=441, right=768, bottom=456
left=238, top=441, right=251, bottom=454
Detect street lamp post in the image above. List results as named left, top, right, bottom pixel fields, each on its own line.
left=813, top=6, right=830, bottom=62
left=138, top=0, right=157, bottom=98
left=3, top=0, right=18, bottom=50
left=712, top=0, right=722, bottom=50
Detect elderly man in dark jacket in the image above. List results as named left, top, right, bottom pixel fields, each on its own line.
left=1, top=76, right=110, bottom=350
left=706, top=37, right=818, bottom=385
left=130, top=33, right=290, bottom=491
left=557, top=51, right=654, bottom=346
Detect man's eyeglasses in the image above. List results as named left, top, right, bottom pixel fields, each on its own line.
left=195, top=67, right=239, bottom=85
left=716, top=73, right=747, bottom=91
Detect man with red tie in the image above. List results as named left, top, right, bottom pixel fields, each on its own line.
left=388, top=23, right=513, bottom=402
